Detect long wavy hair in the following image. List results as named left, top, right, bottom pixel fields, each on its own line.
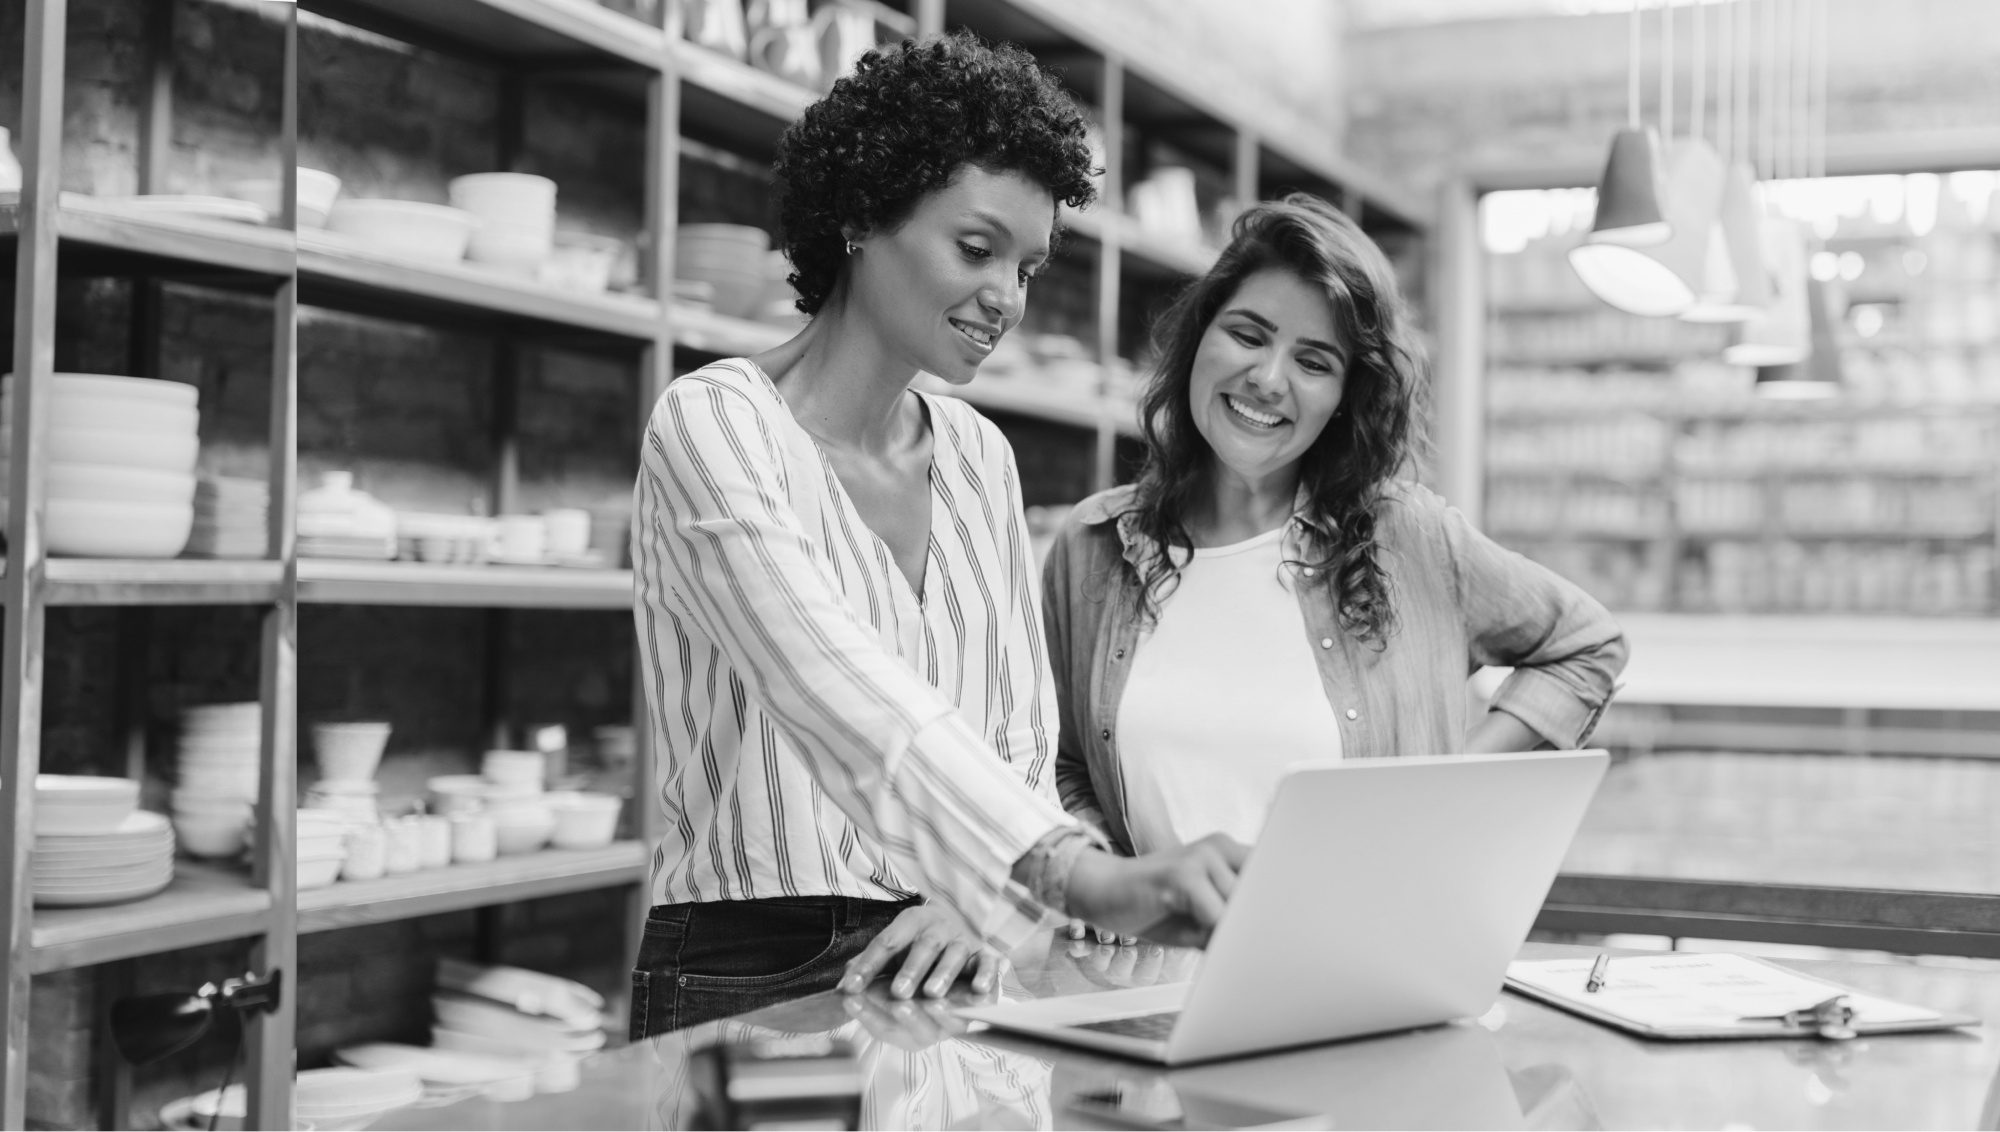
left=1126, top=194, right=1429, bottom=647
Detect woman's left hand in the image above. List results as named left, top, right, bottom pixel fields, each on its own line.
left=838, top=904, right=1008, bottom=999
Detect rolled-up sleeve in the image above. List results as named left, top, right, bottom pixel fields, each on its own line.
left=1039, top=522, right=1112, bottom=840
left=634, top=374, right=1071, bottom=947
left=1435, top=497, right=1629, bottom=747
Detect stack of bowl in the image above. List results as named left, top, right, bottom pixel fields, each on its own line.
left=298, top=808, right=350, bottom=889
left=479, top=750, right=553, bottom=855
left=314, top=721, right=391, bottom=784
left=675, top=224, right=770, bottom=318
left=0, top=374, right=200, bottom=557
left=173, top=703, right=261, bottom=858
left=33, top=777, right=174, bottom=907
left=186, top=475, right=269, bottom=559
left=294, top=1067, right=424, bottom=1131
left=449, top=173, right=556, bottom=275
left=326, top=199, right=477, bottom=265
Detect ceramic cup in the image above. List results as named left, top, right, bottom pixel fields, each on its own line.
left=542, top=508, right=590, bottom=556
left=493, top=515, right=545, bottom=563
left=416, top=815, right=453, bottom=870
left=451, top=812, right=497, bottom=864
left=383, top=818, right=422, bottom=875
left=342, top=822, right=387, bottom=881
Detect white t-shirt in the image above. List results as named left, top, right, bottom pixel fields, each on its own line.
left=1115, top=527, right=1344, bottom=853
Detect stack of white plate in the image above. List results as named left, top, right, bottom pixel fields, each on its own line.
left=336, top=1042, right=536, bottom=1103
left=186, top=475, right=269, bottom=559
left=297, top=809, right=350, bottom=889
left=432, top=992, right=607, bottom=1059
left=676, top=224, right=770, bottom=318
left=295, top=1066, right=423, bottom=1130
left=173, top=703, right=261, bottom=858
left=297, top=472, right=397, bottom=560
left=34, top=810, right=175, bottom=907
left=0, top=374, right=201, bottom=556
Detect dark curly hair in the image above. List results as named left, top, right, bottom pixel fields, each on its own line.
left=772, top=31, right=1098, bottom=315
left=1127, top=195, right=1430, bottom=647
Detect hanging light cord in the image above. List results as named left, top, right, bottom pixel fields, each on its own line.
left=1660, top=0, right=1675, bottom=142
left=1628, top=0, right=1643, bottom=130
left=1691, top=0, right=1706, bottom=145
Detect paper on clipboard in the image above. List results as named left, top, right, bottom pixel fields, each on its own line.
left=1505, top=953, right=1968, bottom=1039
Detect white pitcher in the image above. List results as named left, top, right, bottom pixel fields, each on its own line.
left=684, top=0, right=747, bottom=60
left=813, top=1, right=879, bottom=91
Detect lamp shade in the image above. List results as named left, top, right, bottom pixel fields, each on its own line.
left=1683, top=160, right=1774, bottom=322
left=1726, top=218, right=1812, bottom=367
left=1755, top=275, right=1844, bottom=397
left=1570, top=138, right=1725, bottom=317
left=1583, top=127, right=1672, bottom=246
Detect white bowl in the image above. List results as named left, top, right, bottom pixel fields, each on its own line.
left=313, top=721, right=392, bottom=782
left=47, top=500, right=193, bottom=558
left=481, top=750, right=545, bottom=787
left=48, top=463, right=196, bottom=505
left=298, top=854, right=343, bottom=889
left=225, top=168, right=341, bottom=227
left=448, top=173, right=556, bottom=220
left=327, top=199, right=477, bottom=264
left=172, top=813, right=247, bottom=858
left=547, top=793, right=621, bottom=850
left=47, top=426, right=200, bottom=473
left=45, top=394, right=198, bottom=435
left=465, top=222, right=551, bottom=271
left=491, top=806, right=553, bottom=855
left=36, top=373, right=198, bottom=407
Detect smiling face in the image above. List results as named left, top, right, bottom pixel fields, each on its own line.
left=844, top=165, right=1054, bottom=385
left=1187, top=267, right=1349, bottom=492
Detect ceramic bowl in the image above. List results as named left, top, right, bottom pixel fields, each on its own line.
left=47, top=425, right=199, bottom=473
left=297, top=854, right=343, bottom=890
left=33, top=775, right=140, bottom=835
left=47, top=463, right=197, bottom=506
left=547, top=793, right=621, bottom=850
left=480, top=750, right=545, bottom=788
left=447, top=173, right=556, bottom=221
left=465, top=221, right=551, bottom=272
left=327, top=199, right=477, bottom=264
left=313, top=721, right=392, bottom=782
left=38, top=373, right=198, bottom=407
left=46, top=394, right=198, bottom=435
left=172, top=813, right=247, bottom=858
left=490, top=805, right=553, bottom=856
left=47, top=500, right=193, bottom=558
left=224, top=168, right=341, bottom=227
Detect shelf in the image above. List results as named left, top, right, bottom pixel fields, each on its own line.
left=673, top=39, right=816, bottom=158
left=919, top=377, right=1140, bottom=437
left=30, top=860, right=274, bottom=974
left=296, top=842, right=649, bottom=933
left=671, top=304, right=793, bottom=357
left=1687, top=528, right=1996, bottom=541
left=41, top=559, right=286, bottom=606
left=0, top=194, right=294, bottom=281
left=305, top=0, right=665, bottom=71
left=298, top=559, right=633, bottom=608
left=1061, top=207, right=1218, bottom=279
left=299, top=228, right=662, bottom=344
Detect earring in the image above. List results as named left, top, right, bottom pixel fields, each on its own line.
left=845, top=240, right=859, bottom=255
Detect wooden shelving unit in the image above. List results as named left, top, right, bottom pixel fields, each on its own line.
left=298, top=560, right=632, bottom=609
left=1, top=3, right=299, bottom=1127
left=296, top=842, right=648, bottom=934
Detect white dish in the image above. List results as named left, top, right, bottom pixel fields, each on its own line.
left=172, top=815, right=246, bottom=858
left=334, top=1041, right=530, bottom=1088
left=431, top=993, right=606, bottom=1053
left=465, top=221, right=551, bottom=271
left=548, top=793, right=621, bottom=850
left=48, top=463, right=196, bottom=506
left=327, top=199, right=478, bottom=264
left=47, top=425, right=199, bottom=473
left=36, top=809, right=170, bottom=839
left=224, top=168, right=342, bottom=227
left=34, top=876, right=172, bottom=907
left=480, top=749, right=545, bottom=786
left=47, top=500, right=193, bottom=557
left=298, top=855, right=343, bottom=889
left=109, top=194, right=270, bottom=225
left=46, top=394, right=198, bottom=435
left=295, top=1066, right=423, bottom=1116
left=491, top=807, right=553, bottom=855
left=32, top=775, right=138, bottom=834
left=314, top=721, right=392, bottom=782
left=18, top=372, right=198, bottom=407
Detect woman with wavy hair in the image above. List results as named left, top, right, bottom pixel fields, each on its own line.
left=630, top=32, right=1247, bottom=1036
left=1042, top=195, right=1627, bottom=921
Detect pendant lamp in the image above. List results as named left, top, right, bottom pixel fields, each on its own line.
left=1682, top=160, right=1774, bottom=321
left=1582, top=127, right=1672, bottom=246
left=1726, top=217, right=1811, bottom=366
left=1755, top=275, right=1843, bottom=397
left=1570, top=138, right=1725, bottom=317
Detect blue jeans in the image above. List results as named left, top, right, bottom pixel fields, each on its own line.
left=629, top=896, right=917, bottom=1039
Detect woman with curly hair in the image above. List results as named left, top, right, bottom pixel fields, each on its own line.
left=1042, top=195, right=1627, bottom=919
left=630, top=32, right=1247, bottom=1037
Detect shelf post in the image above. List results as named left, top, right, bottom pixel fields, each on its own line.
left=1233, top=129, right=1259, bottom=211
left=915, top=0, right=945, bottom=37
left=2, top=0, right=68, bottom=1125
left=1430, top=177, right=1484, bottom=525
left=1091, top=56, right=1124, bottom=495
left=643, top=66, right=683, bottom=416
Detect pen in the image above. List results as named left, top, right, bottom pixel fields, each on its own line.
left=1585, top=953, right=1611, bottom=993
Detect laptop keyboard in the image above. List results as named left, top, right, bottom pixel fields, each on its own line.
left=1072, top=1011, right=1180, bottom=1041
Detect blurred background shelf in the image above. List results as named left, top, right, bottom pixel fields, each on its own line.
left=29, top=861, right=274, bottom=975
left=0, top=194, right=294, bottom=279
left=39, top=559, right=286, bottom=606
left=670, top=303, right=792, bottom=357
left=305, top=0, right=664, bottom=69
left=295, top=842, right=650, bottom=934
left=297, top=560, right=633, bottom=608
left=299, top=231, right=661, bottom=344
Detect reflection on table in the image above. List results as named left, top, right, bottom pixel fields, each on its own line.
left=389, top=937, right=2000, bottom=1131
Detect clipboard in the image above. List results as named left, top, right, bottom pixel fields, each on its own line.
left=1504, top=952, right=1980, bottom=1041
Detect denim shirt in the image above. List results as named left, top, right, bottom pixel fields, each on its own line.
left=1039, top=479, right=1630, bottom=854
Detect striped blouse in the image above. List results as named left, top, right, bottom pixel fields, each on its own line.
left=632, top=358, right=1072, bottom=947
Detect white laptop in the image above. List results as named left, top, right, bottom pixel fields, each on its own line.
left=960, top=750, right=1609, bottom=1064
